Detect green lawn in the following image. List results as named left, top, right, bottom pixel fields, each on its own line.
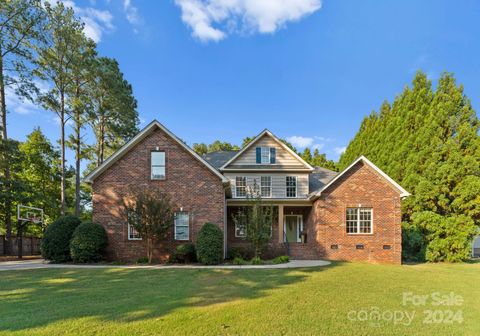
left=0, top=262, right=479, bottom=336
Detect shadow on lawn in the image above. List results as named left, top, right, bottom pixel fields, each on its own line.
left=0, top=264, right=335, bottom=331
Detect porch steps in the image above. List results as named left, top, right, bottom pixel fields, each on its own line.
left=287, top=243, right=320, bottom=260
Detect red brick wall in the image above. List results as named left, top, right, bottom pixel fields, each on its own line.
left=92, top=127, right=225, bottom=262
left=310, top=161, right=402, bottom=264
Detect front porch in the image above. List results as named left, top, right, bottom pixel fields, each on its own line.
left=226, top=203, right=314, bottom=259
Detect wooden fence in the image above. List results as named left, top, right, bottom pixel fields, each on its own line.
left=0, top=236, right=42, bottom=256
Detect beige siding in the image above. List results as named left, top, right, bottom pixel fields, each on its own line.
left=225, top=172, right=310, bottom=199
left=228, top=135, right=305, bottom=167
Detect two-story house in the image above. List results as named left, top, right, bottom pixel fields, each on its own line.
left=86, top=120, right=409, bottom=264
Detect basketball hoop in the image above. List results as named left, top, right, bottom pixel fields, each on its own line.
left=17, top=204, right=44, bottom=225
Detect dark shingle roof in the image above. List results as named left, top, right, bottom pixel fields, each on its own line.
left=203, top=151, right=238, bottom=169
left=309, top=167, right=338, bottom=194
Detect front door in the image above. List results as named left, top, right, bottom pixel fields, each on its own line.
left=284, top=215, right=303, bottom=243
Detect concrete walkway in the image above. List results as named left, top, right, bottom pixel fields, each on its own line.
left=0, top=259, right=330, bottom=271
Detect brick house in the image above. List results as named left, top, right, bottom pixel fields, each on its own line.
left=85, top=120, right=410, bottom=264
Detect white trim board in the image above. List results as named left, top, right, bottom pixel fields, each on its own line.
left=310, top=156, right=410, bottom=199
left=84, top=120, right=229, bottom=184
left=219, top=129, right=314, bottom=171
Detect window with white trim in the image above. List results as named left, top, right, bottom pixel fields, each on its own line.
left=260, top=147, right=270, bottom=164
left=346, top=208, right=372, bottom=234
left=174, top=212, right=189, bottom=240
left=234, top=213, right=247, bottom=238
left=286, top=176, right=297, bottom=198
left=127, top=211, right=142, bottom=240
left=235, top=176, right=247, bottom=197
left=151, top=151, right=166, bottom=180
left=261, top=176, right=271, bottom=197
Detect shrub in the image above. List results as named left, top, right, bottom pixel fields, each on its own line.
left=227, top=246, right=253, bottom=260
left=70, top=222, right=108, bottom=263
left=175, top=243, right=196, bottom=263
left=196, top=222, right=223, bottom=265
left=251, top=256, right=263, bottom=265
left=232, top=257, right=247, bottom=265
left=272, top=255, right=290, bottom=264
left=41, top=215, right=82, bottom=262
left=136, top=256, right=149, bottom=264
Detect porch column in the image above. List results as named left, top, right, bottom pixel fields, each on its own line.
left=278, top=205, right=284, bottom=243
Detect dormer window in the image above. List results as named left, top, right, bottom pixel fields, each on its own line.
left=256, top=147, right=276, bottom=164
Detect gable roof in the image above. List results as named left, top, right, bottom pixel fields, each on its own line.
left=309, top=166, right=338, bottom=194
left=203, top=150, right=238, bottom=169
left=309, top=156, right=410, bottom=199
left=219, top=129, right=314, bottom=171
left=84, top=120, right=229, bottom=184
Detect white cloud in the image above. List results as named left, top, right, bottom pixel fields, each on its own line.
left=4, top=79, right=50, bottom=115
left=59, top=0, right=114, bottom=42
left=123, top=0, right=141, bottom=28
left=174, top=0, right=322, bottom=42
left=334, top=146, right=346, bottom=155
left=287, top=135, right=314, bottom=148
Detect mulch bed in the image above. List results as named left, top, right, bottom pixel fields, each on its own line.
left=0, top=255, right=42, bottom=262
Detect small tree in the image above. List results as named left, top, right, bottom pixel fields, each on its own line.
left=232, top=186, right=275, bottom=258
left=123, top=189, right=174, bottom=264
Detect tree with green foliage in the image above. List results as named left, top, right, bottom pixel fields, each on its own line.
left=66, top=35, right=96, bottom=216
left=232, top=188, right=275, bottom=258
left=301, top=148, right=312, bottom=163
left=34, top=2, right=84, bottom=215
left=87, top=57, right=138, bottom=167
left=18, top=128, right=61, bottom=226
left=0, top=0, right=45, bottom=254
left=311, top=149, right=338, bottom=171
left=192, top=142, right=208, bottom=155
left=123, top=189, right=174, bottom=264
left=339, top=71, right=480, bottom=262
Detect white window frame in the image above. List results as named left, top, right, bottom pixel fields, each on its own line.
left=346, top=208, right=373, bottom=235
left=235, top=217, right=247, bottom=238
left=151, top=151, right=166, bottom=180
left=174, top=212, right=190, bottom=241
left=235, top=176, right=247, bottom=198
left=260, top=176, right=272, bottom=198
left=260, top=147, right=271, bottom=164
left=286, top=176, right=297, bottom=198
left=127, top=211, right=142, bottom=240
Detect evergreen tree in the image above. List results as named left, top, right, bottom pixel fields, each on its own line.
left=339, top=71, right=480, bottom=262
left=0, top=0, right=45, bottom=254
left=87, top=57, right=138, bottom=166
left=34, top=2, right=84, bottom=215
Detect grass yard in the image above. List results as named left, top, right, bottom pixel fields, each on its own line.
left=0, top=262, right=478, bottom=336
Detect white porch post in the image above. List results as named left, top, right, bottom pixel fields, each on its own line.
left=278, top=205, right=284, bottom=243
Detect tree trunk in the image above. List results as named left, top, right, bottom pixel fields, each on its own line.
left=74, top=83, right=81, bottom=217
left=0, top=48, right=13, bottom=255
left=60, top=92, right=66, bottom=215
left=147, top=237, right=153, bottom=264
left=74, top=116, right=81, bottom=217
left=99, top=115, right=105, bottom=165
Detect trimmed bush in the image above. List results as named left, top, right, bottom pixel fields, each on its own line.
left=196, top=222, right=223, bottom=265
left=272, top=255, right=290, bottom=264
left=175, top=243, right=196, bottom=263
left=41, top=215, right=82, bottom=262
left=70, top=222, right=108, bottom=263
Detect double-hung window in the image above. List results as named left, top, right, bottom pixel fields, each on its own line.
left=127, top=211, right=142, bottom=240
left=286, top=176, right=297, bottom=198
left=260, top=147, right=270, bottom=164
left=346, top=208, right=373, bottom=234
left=151, top=151, right=166, bottom=180
left=174, top=212, right=189, bottom=240
left=261, top=176, right=272, bottom=197
left=235, top=176, right=247, bottom=197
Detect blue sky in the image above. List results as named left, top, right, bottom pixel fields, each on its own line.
left=7, top=0, right=480, bottom=170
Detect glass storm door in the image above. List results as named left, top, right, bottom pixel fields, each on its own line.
left=284, top=215, right=302, bottom=243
